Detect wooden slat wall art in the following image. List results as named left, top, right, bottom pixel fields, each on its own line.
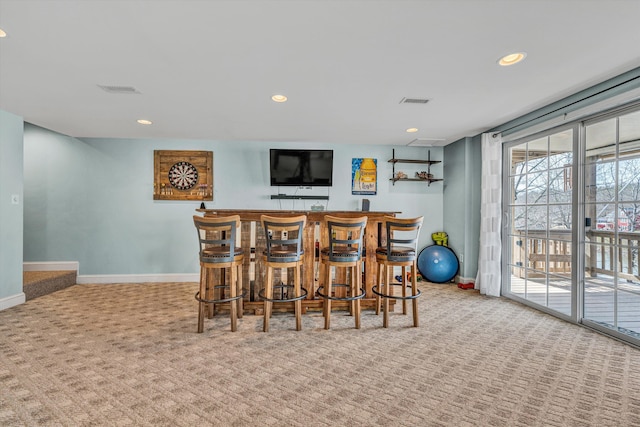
left=154, top=150, right=213, bottom=201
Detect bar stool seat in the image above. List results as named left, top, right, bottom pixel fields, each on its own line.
left=259, top=215, right=308, bottom=332
left=316, top=215, right=367, bottom=329
left=193, top=215, right=245, bottom=333
left=372, top=216, right=423, bottom=328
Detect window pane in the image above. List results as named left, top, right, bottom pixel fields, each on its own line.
left=586, top=117, right=617, bottom=153
left=548, top=129, right=573, bottom=167
left=509, top=175, right=527, bottom=205
left=509, top=144, right=528, bottom=175
left=508, top=234, right=526, bottom=270
left=527, top=137, right=548, bottom=173
left=593, top=161, right=617, bottom=203
left=618, top=202, right=639, bottom=231
left=548, top=167, right=572, bottom=203
left=525, top=274, right=547, bottom=305
left=584, top=277, right=615, bottom=324
left=548, top=273, right=571, bottom=315
left=585, top=241, right=615, bottom=274
left=511, top=205, right=526, bottom=230
left=618, top=157, right=640, bottom=202
left=527, top=172, right=548, bottom=204
left=616, top=290, right=640, bottom=334
left=548, top=239, right=571, bottom=278
left=509, top=265, right=526, bottom=297
left=527, top=238, right=547, bottom=273
left=616, top=236, right=639, bottom=279
left=549, top=204, right=572, bottom=231
left=526, top=205, right=547, bottom=230
left=619, top=109, right=640, bottom=146
left=620, top=203, right=640, bottom=232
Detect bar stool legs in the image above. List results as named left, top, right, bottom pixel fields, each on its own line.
left=259, top=214, right=308, bottom=332
left=262, top=262, right=305, bottom=332
left=193, top=214, right=245, bottom=333
left=197, top=266, right=207, bottom=333
left=317, top=215, right=367, bottom=330
left=322, top=263, right=332, bottom=329
left=375, top=260, right=421, bottom=328
left=263, top=266, right=273, bottom=332
left=294, top=264, right=302, bottom=331
left=196, top=261, right=243, bottom=333
left=372, top=215, right=424, bottom=328
left=319, top=262, right=365, bottom=329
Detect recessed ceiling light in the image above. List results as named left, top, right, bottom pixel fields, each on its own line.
left=137, top=119, right=152, bottom=125
left=498, top=52, right=527, bottom=66
left=406, top=128, right=419, bottom=133
left=0, top=28, right=7, bottom=38
left=271, top=94, right=287, bottom=103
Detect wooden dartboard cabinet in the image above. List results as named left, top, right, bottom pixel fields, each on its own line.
left=153, top=150, right=213, bottom=201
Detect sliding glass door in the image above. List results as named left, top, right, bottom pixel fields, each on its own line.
left=583, top=108, right=640, bottom=339
left=503, top=103, right=640, bottom=345
left=503, top=126, right=577, bottom=319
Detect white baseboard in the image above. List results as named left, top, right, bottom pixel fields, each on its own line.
left=23, top=262, right=196, bottom=284
left=0, top=292, right=26, bottom=311
left=77, top=273, right=199, bottom=284
left=24, top=261, right=79, bottom=272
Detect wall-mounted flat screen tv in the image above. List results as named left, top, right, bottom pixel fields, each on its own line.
left=270, top=149, right=333, bottom=187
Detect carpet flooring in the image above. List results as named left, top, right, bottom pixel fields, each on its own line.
left=1, top=281, right=639, bottom=426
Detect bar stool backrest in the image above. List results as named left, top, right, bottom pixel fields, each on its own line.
left=193, top=215, right=242, bottom=264
left=261, top=215, right=307, bottom=263
left=324, top=215, right=368, bottom=263
left=381, top=216, right=424, bottom=262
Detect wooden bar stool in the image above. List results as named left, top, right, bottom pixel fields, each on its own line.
left=259, top=215, right=308, bottom=332
left=372, top=216, right=424, bottom=328
left=193, top=215, right=245, bottom=333
left=316, top=215, right=367, bottom=329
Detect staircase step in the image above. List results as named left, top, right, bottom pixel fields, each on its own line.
left=23, top=270, right=77, bottom=300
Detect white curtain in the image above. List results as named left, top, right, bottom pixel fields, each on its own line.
left=475, top=132, right=502, bottom=297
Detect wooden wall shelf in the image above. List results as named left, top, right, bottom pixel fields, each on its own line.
left=388, top=149, right=442, bottom=186
left=390, top=178, right=444, bottom=184
left=270, top=195, right=329, bottom=200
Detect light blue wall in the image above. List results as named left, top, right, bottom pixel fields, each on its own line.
left=443, top=137, right=467, bottom=278
left=23, top=125, right=444, bottom=276
left=466, top=135, right=481, bottom=277
left=0, top=110, right=24, bottom=305
left=443, top=136, right=481, bottom=281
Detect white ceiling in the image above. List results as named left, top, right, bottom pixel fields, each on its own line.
left=1, top=0, right=639, bottom=147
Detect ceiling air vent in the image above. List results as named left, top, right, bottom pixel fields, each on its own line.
left=97, top=85, right=141, bottom=94
left=408, top=138, right=445, bottom=147
left=399, top=97, right=429, bottom=104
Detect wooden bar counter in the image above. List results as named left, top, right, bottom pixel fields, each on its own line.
left=196, top=209, right=397, bottom=313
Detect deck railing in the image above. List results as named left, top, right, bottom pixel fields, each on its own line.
left=513, top=229, right=640, bottom=281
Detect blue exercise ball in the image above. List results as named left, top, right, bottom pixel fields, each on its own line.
left=417, top=245, right=459, bottom=283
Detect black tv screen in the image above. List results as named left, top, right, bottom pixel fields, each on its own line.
left=270, top=149, right=333, bottom=187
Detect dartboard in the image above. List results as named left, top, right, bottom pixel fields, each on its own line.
left=168, top=161, right=199, bottom=190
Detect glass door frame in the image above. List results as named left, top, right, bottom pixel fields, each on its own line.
left=501, top=122, right=580, bottom=324
left=580, top=103, right=640, bottom=345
